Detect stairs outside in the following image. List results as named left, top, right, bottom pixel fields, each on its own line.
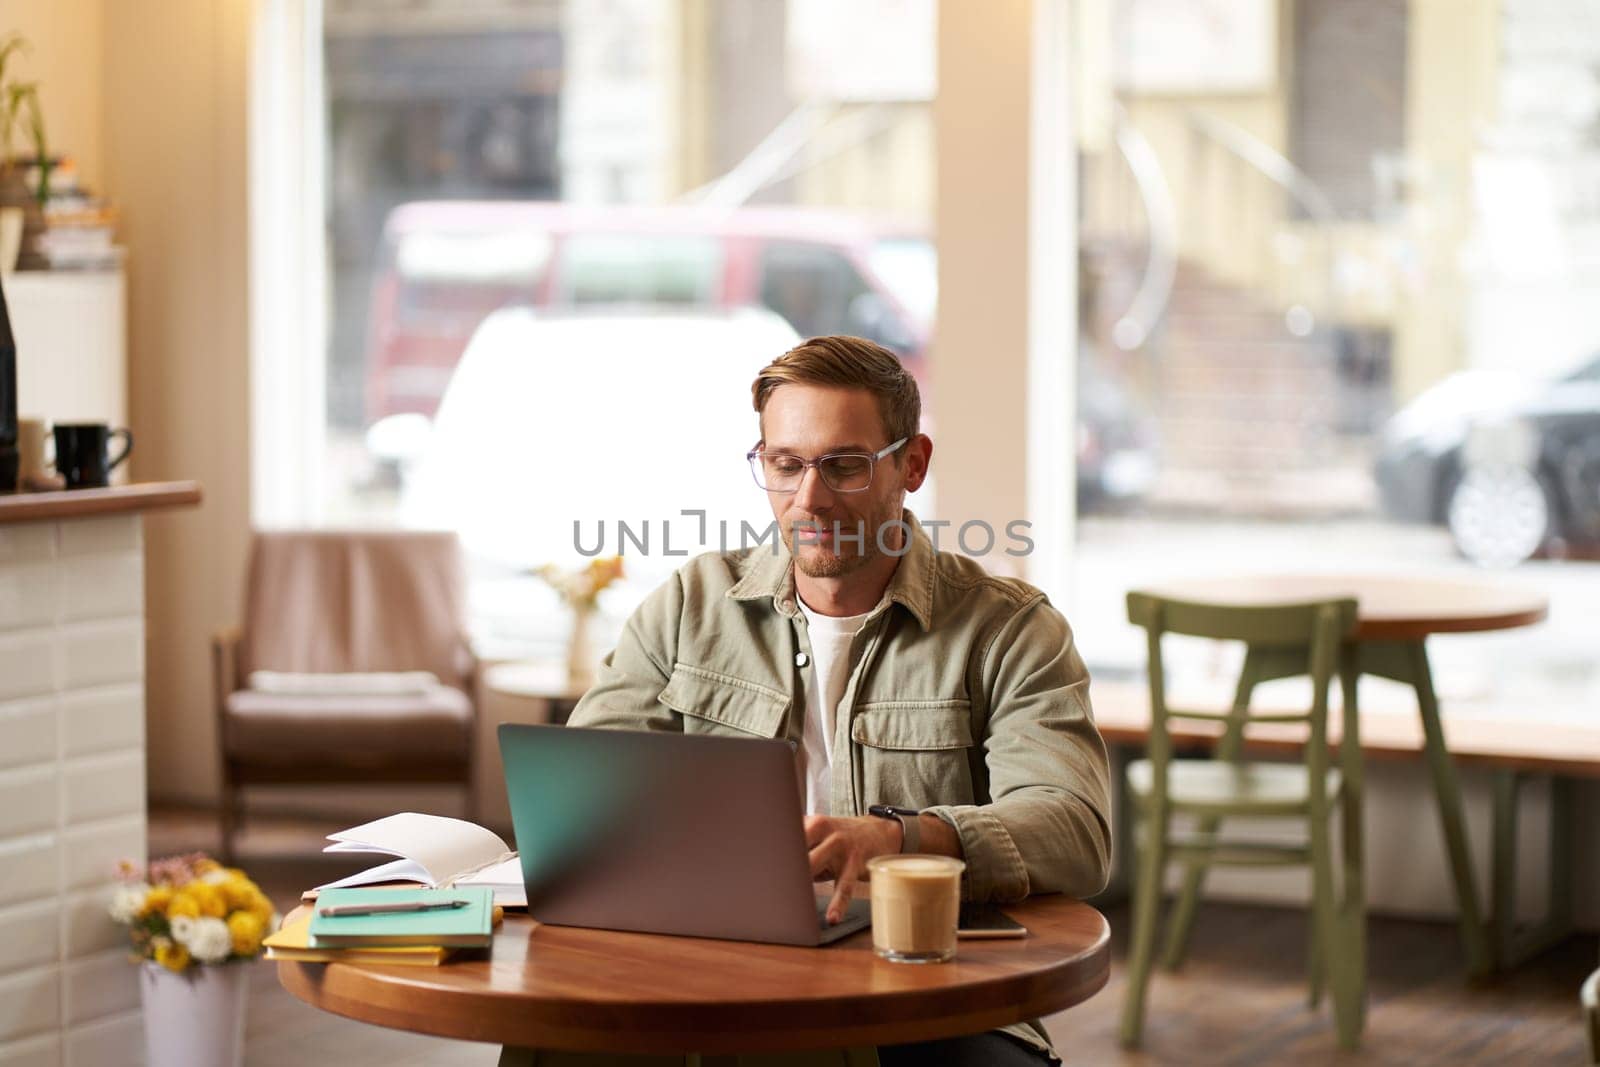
left=1083, top=243, right=1380, bottom=519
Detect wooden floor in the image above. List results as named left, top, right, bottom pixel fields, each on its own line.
left=152, top=809, right=1596, bottom=1066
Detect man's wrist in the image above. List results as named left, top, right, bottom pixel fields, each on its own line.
left=868, top=805, right=922, bottom=854
left=913, top=812, right=965, bottom=861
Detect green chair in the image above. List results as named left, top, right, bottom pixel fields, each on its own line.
left=1119, top=593, right=1365, bottom=1050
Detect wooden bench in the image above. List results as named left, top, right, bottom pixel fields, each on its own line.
left=1090, top=678, right=1600, bottom=969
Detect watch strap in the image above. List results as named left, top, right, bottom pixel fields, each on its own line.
left=869, top=804, right=922, bottom=854
left=896, top=811, right=921, bottom=854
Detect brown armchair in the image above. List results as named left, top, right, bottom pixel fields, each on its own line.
left=213, top=530, right=478, bottom=861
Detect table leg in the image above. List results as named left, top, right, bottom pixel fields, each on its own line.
left=1491, top=770, right=1576, bottom=969
left=1326, top=645, right=1367, bottom=1026
left=1395, top=640, right=1493, bottom=977
left=497, top=1051, right=682, bottom=1066
left=496, top=1050, right=879, bottom=1066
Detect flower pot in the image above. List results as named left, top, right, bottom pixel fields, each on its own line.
left=139, top=961, right=249, bottom=1067
left=566, top=606, right=598, bottom=692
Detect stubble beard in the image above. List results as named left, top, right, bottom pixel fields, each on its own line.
left=787, top=499, right=902, bottom=580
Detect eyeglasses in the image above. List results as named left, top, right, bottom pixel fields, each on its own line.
left=747, top=438, right=908, bottom=493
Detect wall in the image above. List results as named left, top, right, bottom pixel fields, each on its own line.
left=0, top=1, right=249, bottom=805
left=931, top=0, right=1034, bottom=558
left=0, top=514, right=148, bottom=1065
left=0, top=0, right=106, bottom=192
left=100, top=0, right=253, bottom=805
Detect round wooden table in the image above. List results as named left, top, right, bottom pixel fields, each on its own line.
left=277, top=894, right=1110, bottom=1061
left=1136, top=573, right=1549, bottom=977
left=1144, top=573, right=1548, bottom=642
left=483, top=661, right=588, bottom=725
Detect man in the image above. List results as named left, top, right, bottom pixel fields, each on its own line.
left=568, top=335, right=1111, bottom=1065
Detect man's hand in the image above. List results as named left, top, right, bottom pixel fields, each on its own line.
left=804, top=814, right=900, bottom=924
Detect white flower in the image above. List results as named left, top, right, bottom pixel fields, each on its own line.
left=169, top=916, right=197, bottom=944
left=185, top=917, right=233, bottom=964
left=203, top=869, right=231, bottom=885
left=108, top=884, right=150, bottom=924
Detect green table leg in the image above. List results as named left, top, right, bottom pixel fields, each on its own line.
left=1370, top=640, right=1492, bottom=977
left=1492, top=770, right=1575, bottom=969
left=1336, top=646, right=1367, bottom=1029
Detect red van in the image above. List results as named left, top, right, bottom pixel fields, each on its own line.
left=363, top=201, right=934, bottom=423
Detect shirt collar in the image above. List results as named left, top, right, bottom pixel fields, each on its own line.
left=726, top=508, right=935, bottom=632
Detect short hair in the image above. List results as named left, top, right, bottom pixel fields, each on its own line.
left=751, top=335, right=921, bottom=450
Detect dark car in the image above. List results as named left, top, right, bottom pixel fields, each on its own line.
left=1375, top=352, right=1600, bottom=565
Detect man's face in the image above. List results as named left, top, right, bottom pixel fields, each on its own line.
left=758, top=384, right=917, bottom=580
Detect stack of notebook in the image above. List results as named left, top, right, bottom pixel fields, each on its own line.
left=265, top=887, right=500, bottom=967
left=307, top=812, right=526, bottom=907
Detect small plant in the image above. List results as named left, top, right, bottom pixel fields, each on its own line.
left=0, top=34, right=50, bottom=201
left=110, top=853, right=278, bottom=974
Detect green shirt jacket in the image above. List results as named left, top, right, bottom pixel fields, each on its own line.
left=567, top=510, right=1112, bottom=1058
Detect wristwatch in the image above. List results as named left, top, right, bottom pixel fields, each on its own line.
left=868, top=804, right=922, bottom=854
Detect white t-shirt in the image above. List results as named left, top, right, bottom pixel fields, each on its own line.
left=796, top=596, right=871, bottom=815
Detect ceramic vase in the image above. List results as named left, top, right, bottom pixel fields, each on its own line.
left=139, top=961, right=248, bottom=1067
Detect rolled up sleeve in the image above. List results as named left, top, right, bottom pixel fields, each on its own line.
left=921, top=598, right=1112, bottom=902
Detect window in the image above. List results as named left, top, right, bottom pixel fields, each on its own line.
left=758, top=242, right=872, bottom=340
left=290, top=0, right=936, bottom=659
left=1075, top=0, right=1595, bottom=713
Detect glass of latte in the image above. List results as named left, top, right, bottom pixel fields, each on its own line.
left=865, top=855, right=966, bottom=963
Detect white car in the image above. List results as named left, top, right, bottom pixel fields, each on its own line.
left=391, top=308, right=801, bottom=659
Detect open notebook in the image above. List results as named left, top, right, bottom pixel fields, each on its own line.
left=309, top=812, right=526, bottom=906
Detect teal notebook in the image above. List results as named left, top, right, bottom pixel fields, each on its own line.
left=309, top=887, right=495, bottom=948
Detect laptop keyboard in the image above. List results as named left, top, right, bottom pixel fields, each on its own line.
left=816, top=897, right=870, bottom=930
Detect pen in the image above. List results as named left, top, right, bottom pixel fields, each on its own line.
left=318, top=899, right=472, bottom=917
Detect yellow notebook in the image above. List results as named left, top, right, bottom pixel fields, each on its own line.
left=264, top=915, right=454, bottom=966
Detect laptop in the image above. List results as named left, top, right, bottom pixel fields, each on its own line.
left=498, top=722, right=873, bottom=946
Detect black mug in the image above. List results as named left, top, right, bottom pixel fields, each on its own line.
left=53, top=423, right=132, bottom=489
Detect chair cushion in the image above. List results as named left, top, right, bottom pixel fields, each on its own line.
left=1127, top=758, right=1342, bottom=816
left=224, top=684, right=472, bottom=758
left=247, top=670, right=441, bottom=696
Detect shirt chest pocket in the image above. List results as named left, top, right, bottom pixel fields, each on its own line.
left=657, top=663, right=789, bottom=739
left=851, top=700, right=976, bottom=809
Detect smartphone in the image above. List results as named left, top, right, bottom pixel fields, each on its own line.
left=956, top=903, right=1028, bottom=939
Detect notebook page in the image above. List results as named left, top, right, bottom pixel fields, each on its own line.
left=324, top=812, right=510, bottom=886
left=454, top=855, right=527, bottom=907
left=313, top=856, right=432, bottom=892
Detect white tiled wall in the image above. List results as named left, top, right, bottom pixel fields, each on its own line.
left=0, top=516, right=147, bottom=1066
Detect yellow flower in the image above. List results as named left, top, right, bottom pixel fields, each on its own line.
left=141, top=885, right=174, bottom=918
left=165, top=890, right=201, bottom=921
left=248, top=889, right=275, bottom=926
left=226, top=911, right=266, bottom=957
left=187, top=881, right=227, bottom=918
left=154, top=939, right=190, bottom=973
left=220, top=875, right=258, bottom=911
left=194, top=857, right=222, bottom=875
